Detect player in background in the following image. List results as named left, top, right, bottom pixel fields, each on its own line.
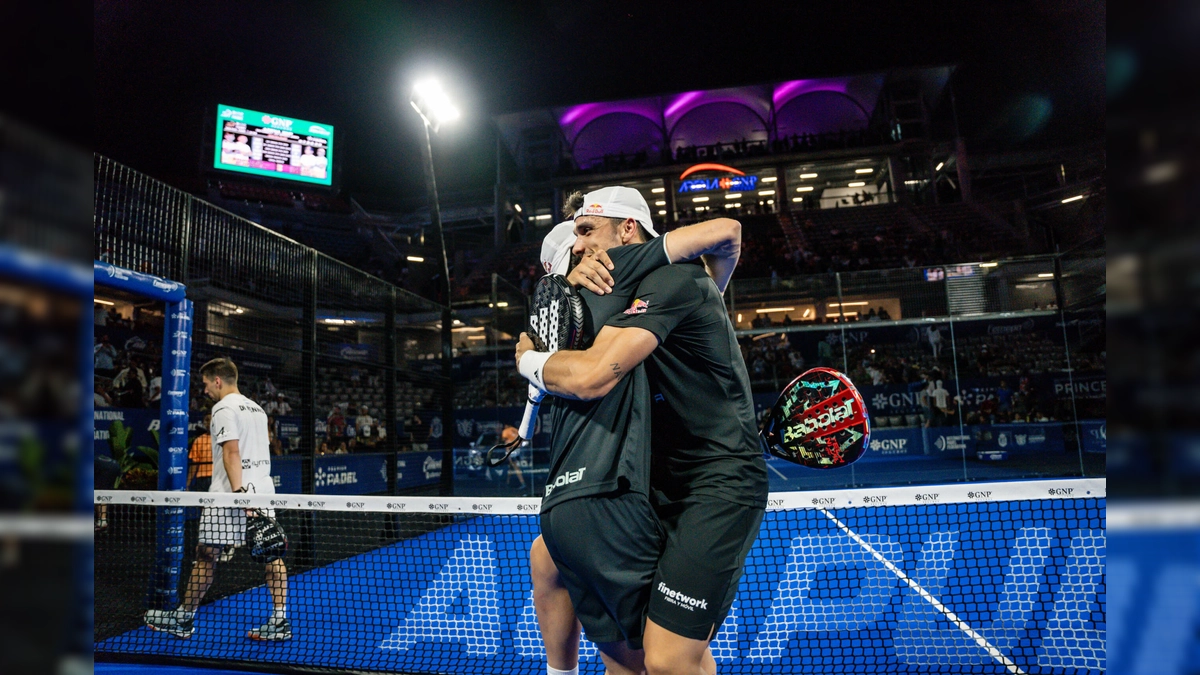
left=143, top=357, right=291, bottom=641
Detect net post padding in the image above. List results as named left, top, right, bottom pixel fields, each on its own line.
left=94, top=261, right=193, bottom=610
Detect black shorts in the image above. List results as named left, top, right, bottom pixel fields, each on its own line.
left=540, top=491, right=664, bottom=649
left=648, top=497, right=764, bottom=641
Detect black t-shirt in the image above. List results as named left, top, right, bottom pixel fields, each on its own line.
left=542, top=236, right=670, bottom=511
left=607, top=263, right=768, bottom=508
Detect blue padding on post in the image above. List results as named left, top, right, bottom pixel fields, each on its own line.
left=94, top=260, right=186, bottom=302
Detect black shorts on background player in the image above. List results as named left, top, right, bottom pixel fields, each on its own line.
left=540, top=236, right=671, bottom=646
left=607, top=262, right=769, bottom=640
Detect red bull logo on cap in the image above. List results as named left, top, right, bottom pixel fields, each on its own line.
left=581, top=203, right=605, bottom=216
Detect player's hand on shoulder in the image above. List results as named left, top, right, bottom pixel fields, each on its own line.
left=566, top=251, right=615, bottom=295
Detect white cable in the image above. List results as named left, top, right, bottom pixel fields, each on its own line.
left=819, top=507, right=1027, bottom=675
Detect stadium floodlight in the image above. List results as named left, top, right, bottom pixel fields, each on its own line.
left=408, top=75, right=460, bottom=492
left=651, top=187, right=666, bottom=193
left=410, top=78, right=460, bottom=132
left=799, top=173, right=818, bottom=179
left=979, top=262, right=999, bottom=268
left=406, top=255, right=425, bottom=262
left=761, top=176, right=778, bottom=182
left=513, top=203, right=522, bottom=212
left=935, top=162, right=945, bottom=171
left=855, top=168, right=874, bottom=174
left=796, top=186, right=814, bottom=192
left=1061, top=195, right=1084, bottom=203
left=848, top=181, right=866, bottom=188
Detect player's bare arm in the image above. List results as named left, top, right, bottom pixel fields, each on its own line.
left=662, top=217, right=741, bottom=292
left=222, top=439, right=243, bottom=492
left=565, top=217, right=741, bottom=295
left=516, top=325, right=658, bottom=400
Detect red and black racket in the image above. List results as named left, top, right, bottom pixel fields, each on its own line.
left=487, top=274, right=585, bottom=467
left=759, top=367, right=871, bottom=469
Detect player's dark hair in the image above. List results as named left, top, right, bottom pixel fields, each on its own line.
left=562, top=191, right=585, bottom=220
left=199, top=357, right=238, bottom=383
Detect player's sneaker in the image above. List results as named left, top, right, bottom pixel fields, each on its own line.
left=218, top=546, right=237, bottom=563
left=247, top=617, right=292, bottom=641
left=143, top=609, right=194, bottom=638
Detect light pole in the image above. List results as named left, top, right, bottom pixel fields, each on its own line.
left=410, top=78, right=460, bottom=495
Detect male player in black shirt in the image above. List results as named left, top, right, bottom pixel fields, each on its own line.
left=519, top=200, right=764, bottom=675
left=524, top=186, right=745, bottom=675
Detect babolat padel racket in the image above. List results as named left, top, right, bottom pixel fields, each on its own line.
left=759, top=367, right=871, bottom=469
left=488, top=274, right=585, bottom=467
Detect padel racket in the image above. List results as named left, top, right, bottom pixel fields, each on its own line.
left=488, top=274, right=585, bottom=466
left=759, top=367, right=871, bottom=469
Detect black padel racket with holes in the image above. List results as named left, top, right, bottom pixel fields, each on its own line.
left=759, top=367, right=871, bottom=469
left=488, top=274, right=585, bottom=467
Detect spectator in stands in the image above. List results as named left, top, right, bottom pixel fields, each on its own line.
left=373, top=421, right=387, bottom=447
left=317, top=440, right=331, bottom=456
left=867, top=363, right=885, bottom=386
left=930, top=380, right=951, bottom=425
left=326, top=406, right=346, bottom=441
left=995, top=380, right=1013, bottom=413
left=187, top=413, right=213, bottom=492
left=334, top=441, right=347, bottom=455
left=344, top=419, right=356, bottom=446
left=355, top=406, right=374, bottom=437
left=146, top=368, right=162, bottom=407
left=94, top=335, right=118, bottom=377
left=262, top=376, right=278, bottom=398
left=926, top=325, right=944, bottom=360
left=112, top=357, right=148, bottom=407
left=94, top=382, right=114, bottom=408
left=269, top=424, right=283, bottom=456
left=266, top=393, right=292, bottom=417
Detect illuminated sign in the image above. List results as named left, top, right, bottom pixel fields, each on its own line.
left=679, top=175, right=759, bottom=193
left=677, top=163, right=760, bottom=193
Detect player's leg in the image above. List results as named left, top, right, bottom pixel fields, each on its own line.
left=531, top=535, right=581, bottom=673
left=642, top=621, right=713, bottom=675
left=249, top=558, right=292, bottom=640
left=643, top=498, right=764, bottom=675
left=144, top=542, right=219, bottom=638
left=596, top=639, right=646, bottom=675
left=181, top=544, right=220, bottom=612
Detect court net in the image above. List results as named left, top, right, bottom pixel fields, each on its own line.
left=95, top=478, right=1105, bottom=674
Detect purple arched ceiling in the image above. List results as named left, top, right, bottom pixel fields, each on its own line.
left=663, top=86, right=772, bottom=131
left=775, top=91, right=871, bottom=137
left=571, top=113, right=665, bottom=169
left=557, top=99, right=663, bottom=146
left=669, top=101, right=770, bottom=150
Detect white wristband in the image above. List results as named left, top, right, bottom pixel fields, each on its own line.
left=518, top=350, right=552, bottom=391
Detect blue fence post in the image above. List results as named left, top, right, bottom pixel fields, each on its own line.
left=150, top=299, right=193, bottom=609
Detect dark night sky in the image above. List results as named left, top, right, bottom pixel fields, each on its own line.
left=92, top=0, right=1105, bottom=209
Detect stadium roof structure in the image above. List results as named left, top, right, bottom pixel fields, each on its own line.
left=496, top=67, right=952, bottom=173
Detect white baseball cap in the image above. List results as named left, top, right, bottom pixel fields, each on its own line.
left=540, top=221, right=577, bottom=275
left=573, top=186, right=660, bottom=238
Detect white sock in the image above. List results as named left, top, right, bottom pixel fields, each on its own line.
left=272, top=606, right=287, bottom=622
left=547, top=667, right=578, bottom=675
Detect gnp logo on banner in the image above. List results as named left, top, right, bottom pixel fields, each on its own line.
left=759, top=367, right=871, bottom=469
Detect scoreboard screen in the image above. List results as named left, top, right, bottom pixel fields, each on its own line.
left=214, top=104, right=334, bottom=186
